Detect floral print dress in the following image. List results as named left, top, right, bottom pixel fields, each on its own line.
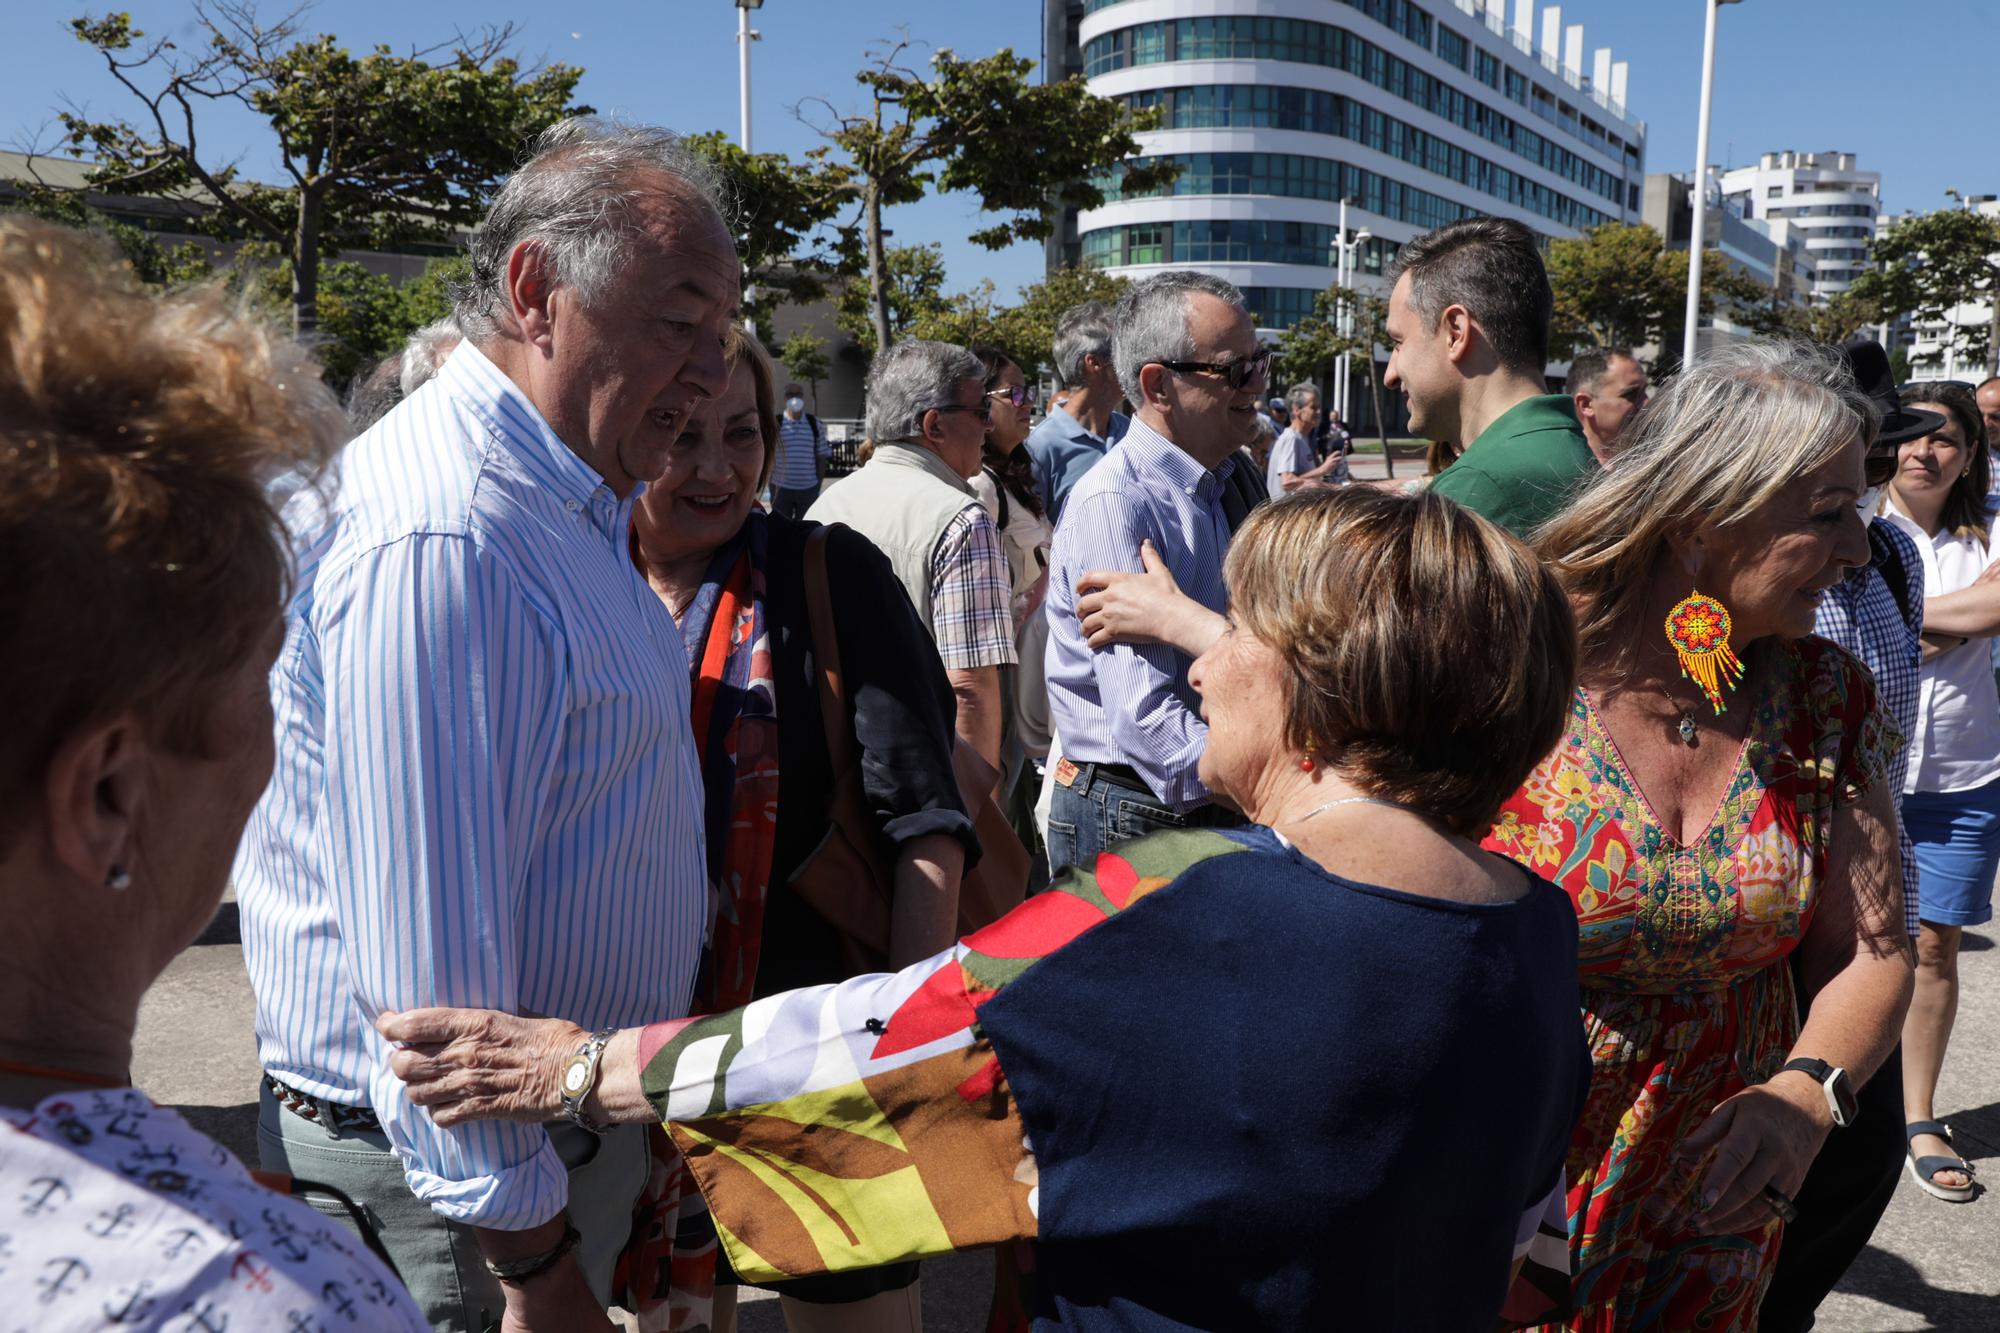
left=1484, top=637, right=1895, bottom=1332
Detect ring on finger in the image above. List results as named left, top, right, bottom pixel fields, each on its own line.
left=1759, top=1184, right=1799, bottom=1224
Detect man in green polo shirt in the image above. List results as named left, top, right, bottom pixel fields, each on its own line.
left=1383, top=217, right=1595, bottom=538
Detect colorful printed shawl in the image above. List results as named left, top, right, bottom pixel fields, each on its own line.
left=630, top=830, right=1246, bottom=1285
left=620, top=513, right=780, bottom=1330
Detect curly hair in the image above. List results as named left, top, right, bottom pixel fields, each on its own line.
left=0, top=217, right=345, bottom=836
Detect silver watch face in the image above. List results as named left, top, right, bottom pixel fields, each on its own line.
left=562, top=1058, right=589, bottom=1096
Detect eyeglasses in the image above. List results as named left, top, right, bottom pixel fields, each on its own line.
left=930, top=403, right=993, bottom=424
left=1154, top=345, right=1274, bottom=392
left=987, top=384, right=1040, bottom=409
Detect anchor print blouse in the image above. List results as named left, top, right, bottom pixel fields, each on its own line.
left=0, top=1089, right=426, bottom=1331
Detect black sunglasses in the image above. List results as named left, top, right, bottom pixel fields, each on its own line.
left=930, top=403, right=994, bottom=424
left=1154, top=345, right=1274, bottom=392
left=987, top=384, right=1040, bottom=409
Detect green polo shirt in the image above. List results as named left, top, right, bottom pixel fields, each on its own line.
left=1428, top=393, right=1595, bottom=539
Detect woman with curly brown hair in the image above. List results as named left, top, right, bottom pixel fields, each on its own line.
left=0, top=216, right=426, bottom=1327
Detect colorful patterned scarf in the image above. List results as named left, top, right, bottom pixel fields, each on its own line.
left=619, top=512, right=780, bottom=1331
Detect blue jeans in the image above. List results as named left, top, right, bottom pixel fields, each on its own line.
left=1044, top=761, right=1239, bottom=879
left=770, top=482, right=820, bottom=520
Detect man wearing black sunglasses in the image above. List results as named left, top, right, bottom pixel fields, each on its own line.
left=1042, top=272, right=1267, bottom=871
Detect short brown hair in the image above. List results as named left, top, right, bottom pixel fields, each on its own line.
left=0, top=217, right=345, bottom=834
left=1225, top=487, right=1576, bottom=835
left=1389, top=216, right=1552, bottom=374
left=723, top=323, right=779, bottom=488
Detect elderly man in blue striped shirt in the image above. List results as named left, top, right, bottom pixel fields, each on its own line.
left=1041, top=272, right=1267, bottom=871
left=236, top=119, right=732, bottom=1332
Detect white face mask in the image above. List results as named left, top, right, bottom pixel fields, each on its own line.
left=785, top=397, right=805, bottom=414
left=1858, top=485, right=1883, bottom=518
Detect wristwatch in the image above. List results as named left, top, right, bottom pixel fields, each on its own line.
left=1779, top=1057, right=1857, bottom=1129
left=559, top=1027, right=618, bottom=1135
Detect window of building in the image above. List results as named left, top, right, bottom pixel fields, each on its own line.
left=1767, top=185, right=1784, bottom=199
left=1436, top=26, right=1468, bottom=70
left=1081, top=15, right=1630, bottom=196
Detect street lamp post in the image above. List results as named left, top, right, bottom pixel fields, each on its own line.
left=735, top=0, right=764, bottom=152
left=1682, top=0, right=1742, bottom=370
left=735, top=0, right=764, bottom=335
left=1328, top=199, right=1371, bottom=422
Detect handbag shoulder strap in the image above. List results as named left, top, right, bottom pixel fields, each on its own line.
left=803, top=524, right=858, bottom=776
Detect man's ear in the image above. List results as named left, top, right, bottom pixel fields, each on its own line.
left=42, top=715, right=148, bottom=891
left=504, top=240, right=560, bottom=350
left=1138, top=361, right=1172, bottom=410
left=1440, top=304, right=1477, bottom=365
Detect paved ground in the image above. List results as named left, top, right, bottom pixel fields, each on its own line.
left=134, top=886, right=1996, bottom=1330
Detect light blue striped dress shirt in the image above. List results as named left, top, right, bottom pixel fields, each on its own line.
left=236, top=343, right=706, bottom=1230
left=1043, top=415, right=1232, bottom=811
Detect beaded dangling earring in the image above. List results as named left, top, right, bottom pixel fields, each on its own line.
left=1300, top=744, right=1316, bottom=773
left=1664, top=589, right=1744, bottom=714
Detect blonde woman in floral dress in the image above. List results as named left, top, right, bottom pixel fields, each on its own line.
left=1488, top=342, right=1914, bottom=1331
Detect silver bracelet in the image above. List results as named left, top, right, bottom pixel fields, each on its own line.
left=558, top=1027, right=618, bottom=1135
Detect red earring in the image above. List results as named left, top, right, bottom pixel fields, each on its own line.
left=1300, top=747, right=1316, bottom=773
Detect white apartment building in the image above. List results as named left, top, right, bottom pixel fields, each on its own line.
left=1040, top=0, right=1647, bottom=339
left=1893, top=195, right=2000, bottom=385
left=1718, top=151, right=1881, bottom=300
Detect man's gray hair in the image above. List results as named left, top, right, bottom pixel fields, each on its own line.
left=1052, top=299, right=1115, bottom=390
left=453, top=117, right=732, bottom=340
left=865, top=339, right=983, bottom=446
left=1111, top=270, right=1246, bottom=404
left=399, top=316, right=463, bottom=397
left=1286, top=381, right=1320, bottom=413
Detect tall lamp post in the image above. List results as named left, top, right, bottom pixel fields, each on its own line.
left=735, top=0, right=763, bottom=152
left=1329, top=198, right=1371, bottom=422
left=1682, top=0, right=1742, bottom=369
left=735, top=0, right=764, bottom=336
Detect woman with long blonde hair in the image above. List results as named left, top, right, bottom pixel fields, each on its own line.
left=1491, top=341, right=1913, bottom=1330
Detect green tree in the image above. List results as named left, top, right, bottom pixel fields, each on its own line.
left=1272, top=285, right=1394, bottom=475
left=1859, top=205, right=2000, bottom=376
left=240, top=251, right=468, bottom=388
left=909, top=265, right=1130, bottom=374
left=806, top=38, right=1173, bottom=355
left=683, top=131, right=852, bottom=331
left=833, top=242, right=951, bottom=355
left=50, top=4, right=583, bottom=336
left=1544, top=222, right=1760, bottom=368
left=1728, top=287, right=1881, bottom=345
left=777, top=328, right=831, bottom=408
left=1, top=180, right=214, bottom=288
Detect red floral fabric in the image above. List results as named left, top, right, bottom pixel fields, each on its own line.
left=1484, top=638, right=1894, bottom=1332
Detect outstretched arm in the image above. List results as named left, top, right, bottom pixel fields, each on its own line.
left=1076, top=539, right=1229, bottom=658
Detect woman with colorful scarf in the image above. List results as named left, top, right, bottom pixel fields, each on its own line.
left=380, top=489, right=1597, bottom=1331
left=620, top=326, right=976, bottom=1332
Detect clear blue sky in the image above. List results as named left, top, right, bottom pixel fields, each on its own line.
left=4, top=0, right=1992, bottom=298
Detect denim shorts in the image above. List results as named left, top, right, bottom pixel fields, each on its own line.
left=1902, top=773, right=2000, bottom=927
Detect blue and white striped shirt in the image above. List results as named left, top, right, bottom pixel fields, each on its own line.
left=772, top=413, right=826, bottom=490
left=236, top=343, right=707, bottom=1229
left=1043, top=415, right=1232, bottom=811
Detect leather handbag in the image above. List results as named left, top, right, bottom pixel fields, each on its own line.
left=788, top=525, right=1030, bottom=968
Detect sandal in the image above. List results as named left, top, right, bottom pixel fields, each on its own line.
left=1905, top=1120, right=1978, bottom=1202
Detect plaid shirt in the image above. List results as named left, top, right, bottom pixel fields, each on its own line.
left=929, top=502, right=1018, bottom=671
left=1813, top=517, right=1923, bottom=937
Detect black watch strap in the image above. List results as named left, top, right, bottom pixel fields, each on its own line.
left=1781, top=1057, right=1833, bottom=1082
left=1780, top=1057, right=1855, bottom=1128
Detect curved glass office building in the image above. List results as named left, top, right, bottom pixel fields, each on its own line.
left=1043, top=0, right=1647, bottom=337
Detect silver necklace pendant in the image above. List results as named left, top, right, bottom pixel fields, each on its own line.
left=1677, top=712, right=1698, bottom=746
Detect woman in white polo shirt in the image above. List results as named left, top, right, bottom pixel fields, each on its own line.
left=1882, top=381, right=1996, bottom=1204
